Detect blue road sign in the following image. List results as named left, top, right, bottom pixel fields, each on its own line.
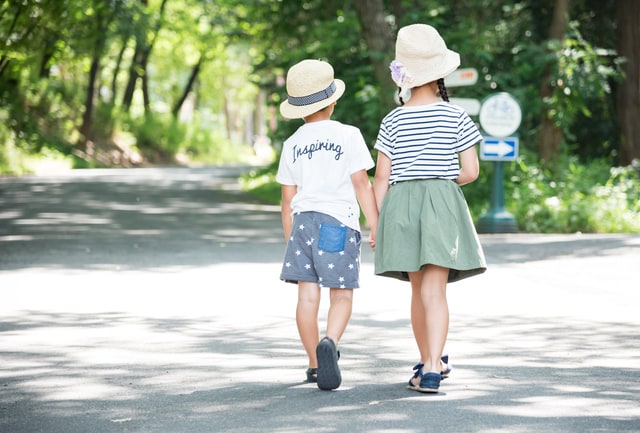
left=480, top=136, right=519, bottom=161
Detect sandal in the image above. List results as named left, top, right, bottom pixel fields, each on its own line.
left=411, top=355, right=452, bottom=381
left=441, top=354, right=452, bottom=378
left=407, top=364, right=441, bottom=393
left=316, top=336, right=341, bottom=390
left=305, top=367, right=318, bottom=383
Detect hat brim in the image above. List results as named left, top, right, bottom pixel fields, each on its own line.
left=279, top=79, right=346, bottom=120
left=408, top=50, right=461, bottom=88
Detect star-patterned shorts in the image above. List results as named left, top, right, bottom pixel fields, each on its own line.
left=280, top=211, right=362, bottom=289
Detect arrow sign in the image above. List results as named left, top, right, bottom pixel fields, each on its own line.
left=481, top=136, right=519, bottom=161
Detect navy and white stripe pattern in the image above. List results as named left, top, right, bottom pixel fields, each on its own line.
left=375, top=103, right=482, bottom=184
left=288, top=81, right=337, bottom=107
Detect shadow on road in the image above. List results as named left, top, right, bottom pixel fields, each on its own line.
left=2, top=166, right=638, bottom=271
left=1, top=309, right=638, bottom=433
left=1, top=166, right=283, bottom=270
left=1, top=166, right=639, bottom=432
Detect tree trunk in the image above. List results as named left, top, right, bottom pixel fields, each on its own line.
left=223, top=93, right=231, bottom=140
left=172, top=56, right=202, bottom=118
left=353, top=0, right=396, bottom=113
left=39, top=42, right=55, bottom=78
left=538, top=0, right=570, bottom=163
left=122, top=42, right=144, bottom=111
left=616, top=0, right=640, bottom=164
left=111, top=38, right=128, bottom=102
left=121, top=0, right=168, bottom=112
left=142, top=60, right=151, bottom=114
left=0, top=6, right=25, bottom=80
left=79, top=54, right=100, bottom=146
left=389, top=0, right=404, bottom=24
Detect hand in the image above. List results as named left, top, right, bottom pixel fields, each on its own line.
left=368, top=233, right=376, bottom=251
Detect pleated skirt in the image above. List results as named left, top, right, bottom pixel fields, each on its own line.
left=374, top=178, right=487, bottom=283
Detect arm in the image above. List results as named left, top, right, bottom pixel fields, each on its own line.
left=373, top=152, right=391, bottom=211
left=351, top=169, right=378, bottom=249
left=455, top=144, right=480, bottom=186
left=281, top=184, right=297, bottom=242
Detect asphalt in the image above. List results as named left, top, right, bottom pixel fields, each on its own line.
left=1, top=165, right=639, bottom=433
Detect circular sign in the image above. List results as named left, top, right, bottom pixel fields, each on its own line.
left=478, top=93, right=522, bottom=137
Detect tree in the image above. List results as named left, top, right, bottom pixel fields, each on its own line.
left=79, top=1, right=118, bottom=147
left=616, top=0, right=640, bottom=164
left=0, top=0, right=631, bottom=172
left=122, top=0, right=169, bottom=113
left=353, top=0, right=395, bottom=114
left=538, top=0, right=570, bottom=163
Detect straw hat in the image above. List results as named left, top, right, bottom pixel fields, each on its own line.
left=279, top=59, right=346, bottom=119
left=390, top=24, right=460, bottom=95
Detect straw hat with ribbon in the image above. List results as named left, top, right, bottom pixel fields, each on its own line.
left=280, top=59, right=346, bottom=120
left=390, top=24, right=460, bottom=97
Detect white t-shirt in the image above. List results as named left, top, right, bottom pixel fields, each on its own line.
left=375, top=102, right=482, bottom=184
left=276, top=120, right=374, bottom=231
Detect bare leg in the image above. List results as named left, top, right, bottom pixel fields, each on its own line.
left=410, top=272, right=428, bottom=362
left=326, top=288, right=353, bottom=344
left=409, top=265, right=449, bottom=374
left=296, top=281, right=321, bottom=368
left=315, top=287, right=352, bottom=390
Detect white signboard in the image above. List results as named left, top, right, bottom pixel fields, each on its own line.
left=478, top=93, right=522, bottom=137
left=450, top=97, right=481, bottom=116
left=445, top=68, right=478, bottom=87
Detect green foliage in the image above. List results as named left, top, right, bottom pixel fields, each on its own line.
left=240, top=162, right=281, bottom=203
left=503, top=156, right=640, bottom=233
left=180, top=117, right=256, bottom=165
left=123, top=114, right=185, bottom=164
left=543, top=22, right=622, bottom=152
left=1, top=0, right=636, bottom=234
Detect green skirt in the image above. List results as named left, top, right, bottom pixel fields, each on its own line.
left=374, top=179, right=486, bottom=283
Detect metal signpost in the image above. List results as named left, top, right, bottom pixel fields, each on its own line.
left=477, top=92, right=521, bottom=233
left=445, top=72, right=521, bottom=233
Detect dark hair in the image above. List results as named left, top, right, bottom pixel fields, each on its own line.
left=437, top=78, right=450, bottom=102
left=398, top=79, right=449, bottom=105
left=398, top=88, right=407, bottom=106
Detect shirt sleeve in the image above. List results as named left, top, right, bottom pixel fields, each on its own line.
left=456, top=111, right=482, bottom=153
left=374, top=117, right=394, bottom=159
left=275, top=139, right=296, bottom=185
left=349, top=127, right=375, bottom=174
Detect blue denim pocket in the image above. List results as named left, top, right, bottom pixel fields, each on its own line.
left=318, top=224, right=347, bottom=253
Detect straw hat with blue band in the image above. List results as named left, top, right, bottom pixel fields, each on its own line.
left=280, top=59, right=346, bottom=119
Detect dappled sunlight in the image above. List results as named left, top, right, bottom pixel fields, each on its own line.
left=3, top=303, right=638, bottom=431
left=2, top=167, right=639, bottom=432
left=14, top=213, right=112, bottom=226
left=471, top=395, right=640, bottom=419
left=19, top=376, right=138, bottom=402
left=0, top=167, right=284, bottom=270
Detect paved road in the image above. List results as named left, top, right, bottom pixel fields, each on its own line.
left=1, top=166, right=639, bottom=433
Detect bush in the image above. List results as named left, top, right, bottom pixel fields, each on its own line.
left=505, top=156, right=640, bottom=233
left=125, top=114, right=186, bottom=164
left=180, top=122, right=254, bottom=165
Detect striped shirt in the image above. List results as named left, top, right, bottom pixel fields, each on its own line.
left=375, top=102, right=482, bottom=184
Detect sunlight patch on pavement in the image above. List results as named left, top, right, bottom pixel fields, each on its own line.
left=470, top=395, right=640, bottom=419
